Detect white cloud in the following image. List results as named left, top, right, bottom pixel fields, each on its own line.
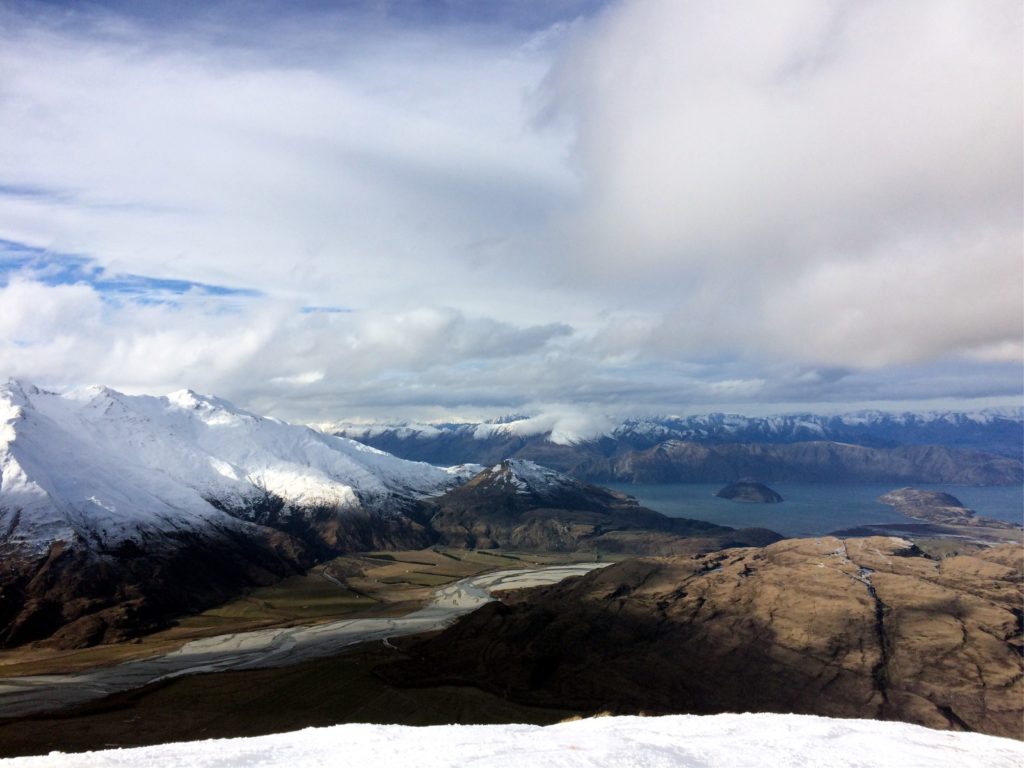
left=0, top=1, right=1019, bottom=421
left=543, top=0, right=1023, bottom=366
left=0, top=7, right=575, bottom=315
left=0, top=280, right=103, bottom=344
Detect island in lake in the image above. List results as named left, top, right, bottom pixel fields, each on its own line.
left=714, top=481, right=783, bottom=504
left=878, top=487, right=1019, bottom=529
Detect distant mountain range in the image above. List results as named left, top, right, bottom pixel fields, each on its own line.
left=328, top=409, right=1024, bottom=485
left=329, top=408, right=1024, bottom=455
left=1, top=382, right=757, bottom=648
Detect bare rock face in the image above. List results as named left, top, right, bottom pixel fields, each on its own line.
left=381, top=536, right=1024, bottom=738
left=714, top=481, right=783, bottom=503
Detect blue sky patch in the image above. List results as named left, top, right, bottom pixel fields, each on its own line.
left=0, top=239, right=261, bottom=303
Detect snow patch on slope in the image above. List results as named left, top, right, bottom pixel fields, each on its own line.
left=5, top=714, right=1020, bottom=768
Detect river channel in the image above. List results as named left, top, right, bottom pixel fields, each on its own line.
left=0, top=563, right=607, bottom=719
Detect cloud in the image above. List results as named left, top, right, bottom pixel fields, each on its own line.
left=0, top=276, right=575, bottom=418
left=0, top=3, right=576, bottom=314
left=0, top=279, right=103, bottom=345
left=0, top=1, right=1019, bottom=422
left=542, top=0, right=1023, bottom=367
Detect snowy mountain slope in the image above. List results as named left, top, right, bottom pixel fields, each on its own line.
left=0, top=380, right=466, bottom=554
left=5, top=714, right=1021, bottom=767
left=0, top=380, right=473, bottom=648
left=471, top=458, right=582, bottom=496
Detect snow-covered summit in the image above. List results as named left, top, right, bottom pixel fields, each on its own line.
left=477, top=458, right=580, bottom=496
left=0, top=380, right=465, bottom=554
left=6, top=713, right=1020, bottom=768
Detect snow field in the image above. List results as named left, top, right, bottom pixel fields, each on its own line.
left=4, top=714, right=1021, bottom=768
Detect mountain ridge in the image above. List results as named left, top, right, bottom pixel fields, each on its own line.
left=326, top=407, right=1024, bottom=457
left=327, top=417, right=1024, bottom=485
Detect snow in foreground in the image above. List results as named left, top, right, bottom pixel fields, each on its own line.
left=5, top=714, right=1021, bottom=768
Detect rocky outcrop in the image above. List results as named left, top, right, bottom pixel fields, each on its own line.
left=381, top=536, right=1024, bottom=739
left=714, top=481, right=783, bottom=503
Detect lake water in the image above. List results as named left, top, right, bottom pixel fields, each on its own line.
left=605, top=482, right=1024, bottom=538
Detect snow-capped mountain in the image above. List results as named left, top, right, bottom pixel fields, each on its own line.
left=0, top=381, right=472, bottom=648
left=611, top=409, right=1024, bottom=454
left=470, top=458, right=581, bottom=497
left=329, top=407, right=1024, bottom=455
left=6, top=714, right=1020, bottom=767
left=327, top=408, right=1024, bottom=484
left=0, top=380, right=466, bottom=555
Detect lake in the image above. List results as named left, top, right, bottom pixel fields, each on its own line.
left=605, top=482, right=1024, bottom=538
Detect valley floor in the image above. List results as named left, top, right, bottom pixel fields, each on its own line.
left=0, top=550, right=609, bottom=755
left=0, top=547, right=609, bottom=679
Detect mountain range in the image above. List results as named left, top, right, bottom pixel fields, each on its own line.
left=328, top=411, right=1024, bottom=485
left=329, top=408, right=1024, bottom=457
left=0, top=381, right=761, bottom=648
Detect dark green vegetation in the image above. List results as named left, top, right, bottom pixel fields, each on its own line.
left=0, top=642, right=578, bottom=757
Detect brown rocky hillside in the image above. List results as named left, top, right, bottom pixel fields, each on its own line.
left=382, top=536, right=1024, bottom=739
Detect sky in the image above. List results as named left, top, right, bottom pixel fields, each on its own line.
left=0, top=0, right=1021, bottom=426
